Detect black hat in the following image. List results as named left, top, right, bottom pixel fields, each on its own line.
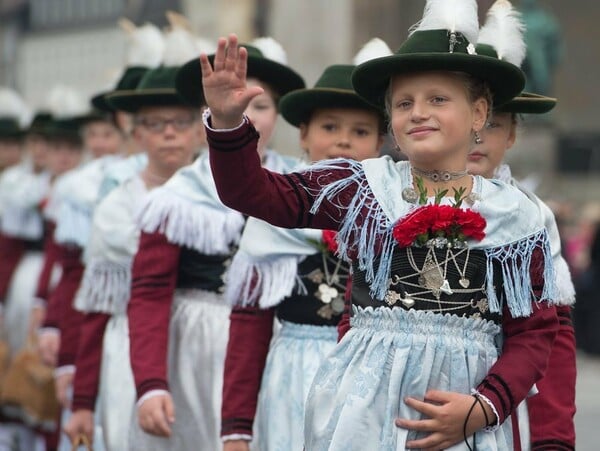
left=352, top=0, right=525, bottom=109
left=175, top=39, right=305, bottom=106
left=106, top=66, right=195, bottom=113
left=91, top=67, right=150, bottom=113
left=280, top=65, right=384, bottom=128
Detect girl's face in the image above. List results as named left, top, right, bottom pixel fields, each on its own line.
left=300, top=108, right=382, bottom=162
left=26, top=135, right=50, bottom=172
left=467, top=112, right=516, bottom=178
left=245, top=78, right=278, bottom=157
left=389, top=71, right=487, bottom=170
left=82, top=120, right=124, bottom=159
left=0, top=139, right=22, bottom=170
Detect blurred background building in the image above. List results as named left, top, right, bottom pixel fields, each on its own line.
left=1, top=0, right=599, bottom=206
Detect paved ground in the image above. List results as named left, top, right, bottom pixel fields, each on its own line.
left=575, top=352, right=600, bottom=450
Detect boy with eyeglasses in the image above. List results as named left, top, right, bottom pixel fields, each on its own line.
left=63, top=58, right=205, bottom=450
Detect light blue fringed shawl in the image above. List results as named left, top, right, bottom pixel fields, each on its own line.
left=74, top=175, right=147, bottom=314
left=0, top=163, right=50, bottom=240
left=305, top=157, right=557, bottom=318
left=494, top=164, right=575, bottom=306
left=54, top=154, right=122, bottom=247
left=137, top=149, right=299, bottom=255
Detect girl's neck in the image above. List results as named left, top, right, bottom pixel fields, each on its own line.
left=411, top=167, right=473, bottom=199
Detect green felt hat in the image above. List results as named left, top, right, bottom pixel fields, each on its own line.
left=352, top=29, right=525, bottom=109
left=280, top=64, right=384, bottom=128
left=175, top=43, right=306, bottom=106
left=43, top=117, right=82, bottom=142
left=0, top=118, right=24, bottom=139
left=475, top=44, right=556, bottom=114
left=91, top=67, right=149, bottom=113
left=106, top=66, right=194, bottom=113
left=27, top=112, right=53, bottom=136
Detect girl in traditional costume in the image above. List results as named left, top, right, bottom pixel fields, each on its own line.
left=196, top=0, right=560, bottom=448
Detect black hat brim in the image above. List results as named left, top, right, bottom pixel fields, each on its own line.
left=496, top=92, right=557, bottom=114
left=176, top=55, right=305, bottom=106
left=352, top=53, right=525, bottom=110
left=106, top=89, right=194, bottom=113
left=280, top=88, right=385, bottom=127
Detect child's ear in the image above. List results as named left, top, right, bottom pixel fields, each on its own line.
left=299, top=123, right=310, bottom=151
left=472, top=97, right=489, bottom=132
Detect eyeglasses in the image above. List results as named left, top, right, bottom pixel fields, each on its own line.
left=135, top=115, right=198, bottom=133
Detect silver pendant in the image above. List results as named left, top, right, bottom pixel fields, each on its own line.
left=402, top=187, right=418, bottom=203
left=384, top=290, right=402, bottom=306
left=439, top=279, right=453, bottom=295
left=401, top=297, right=415, bottom=308
left=459, top=278, right=470, bottom=288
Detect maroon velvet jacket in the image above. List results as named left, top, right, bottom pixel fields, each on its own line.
left=71, top=312, right=110, bottom=411
left=34, top=221, right=60, bottom=304
left=127, top=231, right=180, bottom=399
left=0, top=233, right=26, bottom=303
left=206, top=119, right=559, bottom=438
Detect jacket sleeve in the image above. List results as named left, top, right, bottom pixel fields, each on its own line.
left=207, top=118, right=355, bottom=231
left=221, top=306, right=275, bottom=438
left=127, top=231, right=180, bottom=399
left=72, top=312, right=111, bottom=411
left=528, top=305, right=576, bottom=451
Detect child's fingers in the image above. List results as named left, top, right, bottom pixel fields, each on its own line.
left=235, top=47, right=249, bottom=81
left=164, top=395, right=176, bottom=423
left=212, top=37, right=228, bottom=71
left=224, top=34, right=239, bottom=71
left=199, top=53, right=213, bottom=78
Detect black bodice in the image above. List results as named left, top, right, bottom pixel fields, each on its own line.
left=352, top=245, right=503, bottom=323
left=176, top=246, right=231, bottom=292
left=276, top=252, right=350, bottom=326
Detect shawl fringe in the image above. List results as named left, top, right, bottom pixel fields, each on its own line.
left=74, top=259, right=131, bottom=314
left=224, top=250, right=301, bottom=308
left=138, top=188, right=245, bottom=255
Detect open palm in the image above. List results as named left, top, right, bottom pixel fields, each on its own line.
left=200, top=34, right=264, bottom=128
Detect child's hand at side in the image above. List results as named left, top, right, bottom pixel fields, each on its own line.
left=137, top=392, right=176, bottom=437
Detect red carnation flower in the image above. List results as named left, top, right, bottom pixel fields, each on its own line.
left=322, top=230, right=339, bottom=254
left=455, top=209, right=487, bottom=241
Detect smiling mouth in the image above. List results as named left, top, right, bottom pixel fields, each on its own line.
left=408, top=127, right=437, bottom=135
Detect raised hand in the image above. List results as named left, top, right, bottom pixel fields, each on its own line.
left=200, top=34, right=264, bottom=129
left=137, top=392, right=176, bottom=437
left=395, top=389, right=495, bottom=450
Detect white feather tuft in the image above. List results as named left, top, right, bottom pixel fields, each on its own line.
left=162, top=25, right=199, bottom=66
left=195, top=37, right=217, bottom=55
left=125, top=22, right=165, bottom=68
left=478, top=0, right=526, bottom=66
left=0, top=88, right=31, bottom=126
left=250, top=37, right=287, bottom=64
left=353, top=38, right=393, bottom=65
left=45, top=85, right=89, bottom=119
left=410, top=0, right=479, bottom=46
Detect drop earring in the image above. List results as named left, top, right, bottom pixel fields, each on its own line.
left=474, top=130, right=482, bottom=144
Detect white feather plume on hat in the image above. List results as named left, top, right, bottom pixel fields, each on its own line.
left=163, top=11, right=203, bottom=66
left=409, top=0, right=479, bottom=46
left=478, top=0, right=526, bottom=67
left=0, top=88, right=31, bottom=127
left=45, top=85, right=89, bottom=120
left=250, top=37, right=287, bottom=64
left=353, top=38, right=393, bottom=66
left=120, top=20, right=165, bottom=69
